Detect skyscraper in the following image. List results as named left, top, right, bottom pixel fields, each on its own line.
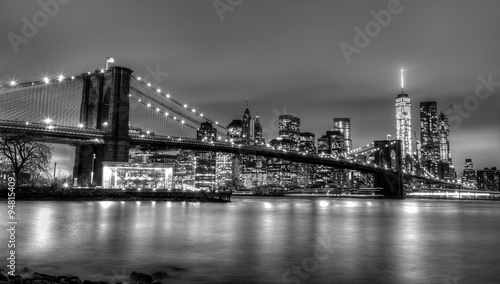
left=279, top=114, right=300, bottom=143
left=242, top=105, right=252, bottom=143
left=395, top=70, right=412, bottom=158
left=462, top=158, right=476, bottom=187
left=438, top=112, right=451, bottom=163
left=333, top=118, right=351, bottom=152
left=420, top=101, right=439, bottom=173
left=254, top=115, right=264, bottom=145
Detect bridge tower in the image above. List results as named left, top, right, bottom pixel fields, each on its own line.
left=373, top=140, right=405, bottom=199
left=73, top=66, right=132, bottom=186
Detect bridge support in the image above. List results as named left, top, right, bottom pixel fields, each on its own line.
left=73, top=66, right=132, bottom=187
left=374, top=172, right=404, bottom=199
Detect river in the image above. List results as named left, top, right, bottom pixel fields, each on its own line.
left=1, top=197, right=499, bottom=283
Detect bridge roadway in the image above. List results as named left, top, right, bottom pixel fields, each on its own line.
left=0, top=120, right=460, bottom=188
left=0, top=120, right=105, bottom=144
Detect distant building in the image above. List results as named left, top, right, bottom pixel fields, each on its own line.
left=420, top=101, right=440, bottom=174
left=242, top=106, right=252, bottom=143
left=299, top=132, right=316, bottom=153
left=333, top=118, right=351, bottom=152
left=254, top=115, right=264, bottom=145
left=462, top=158, right=476, bottom=187
left=317, top=135, right=330, bottom=155
left=438, top=112, right=451, bottom=163
left=395, top=93, right=412, bottom=158
left=477, top=167, right=500, bottom=191
left=326, top=130, right=345, bottom=158
left=227, top=119, right=242, bottom=143
left=197, top=121, right=217, bottom=142
left=279, top=114, right=301, bottom=144
left=173, top=150, right=196, bottom=190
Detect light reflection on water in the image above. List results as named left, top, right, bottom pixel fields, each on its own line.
left=1, top=198, right=500, bottom=283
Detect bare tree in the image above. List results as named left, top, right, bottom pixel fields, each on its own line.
left=0, top=133, right=53, bottom=185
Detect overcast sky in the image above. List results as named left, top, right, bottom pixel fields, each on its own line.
left=1, top=0, right=499, bottom=175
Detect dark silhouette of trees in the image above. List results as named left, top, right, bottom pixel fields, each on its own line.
left=0, top=133, right=53, bottom=185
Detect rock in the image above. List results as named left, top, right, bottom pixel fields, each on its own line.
left=8, top=275, right=23, bottom=284
left=129, top=271, right=153, bottom=284
left=36, top=273, right=60, bottom=283
left=151, top=271, right=168, bottom=281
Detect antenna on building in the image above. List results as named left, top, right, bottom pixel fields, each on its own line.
left=400, top=69, right=404, bottom=95
left=246, top=98, right=248, bottom=108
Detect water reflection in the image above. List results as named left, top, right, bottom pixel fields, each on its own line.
left=1, top=198, right=499, bottom=283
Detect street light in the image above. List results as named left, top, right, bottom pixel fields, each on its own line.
left=90, top=153, right=96, bottom=187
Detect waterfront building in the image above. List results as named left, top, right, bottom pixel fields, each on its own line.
left=420, top=101, right=440, bottom=175
left=477, top=167, right=500, bottom=191
left=173, top=150, right=196, bottom=190
left=326, top=130, right=345, bottom=158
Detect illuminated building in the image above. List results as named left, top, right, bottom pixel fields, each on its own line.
left=173, top=150, right=196, bottom=190
left=242, top=104, right=252, bottom=143
left=462, top=158, right=476, bottom=187
left=227, top=119, right=242, bottom=143
left=333, top=118, right=351, bottom=152
left=194, top=151, right=216, bottom=190
left=254, top=115, right=264, bottom=145
left=420, top=101, right=439, bottom=174
left=197, top=121, right=217, bottom=142
left=102, top=162, right=173, bottom=190
left=326, top=130, right=345, bottom=158
left=279, top=114, right=300, bottom=144
left=438, top=112, right=451, bottom=163
left=477, top=167, right=500, bottom=191
left=317, top=135, right=330, bottom=155
left=395, top=69, right=412, bottom=158
left=299, top=132, right=316, bottom=153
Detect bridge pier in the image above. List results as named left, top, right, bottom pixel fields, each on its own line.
left=373, top=172, right=404, bottom=199
left=73, top=66, right=132, bottom=187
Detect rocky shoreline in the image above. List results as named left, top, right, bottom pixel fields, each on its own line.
left=1, top=268, right=172, bottom=284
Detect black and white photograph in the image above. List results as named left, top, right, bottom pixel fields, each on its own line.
left=1, top=1, right=500, bottom=283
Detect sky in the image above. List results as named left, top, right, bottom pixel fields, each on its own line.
left=1, top=0, right=499, bottom=175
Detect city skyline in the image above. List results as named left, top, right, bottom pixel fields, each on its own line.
left=1, top=0, right=499, bottom=174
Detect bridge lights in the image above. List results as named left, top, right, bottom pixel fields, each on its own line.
left=44, top=118, right=53, bottom=124
left=78, top=123, right=84, bottom=128
left=103, top=122, right=108, bottom=127
left=71, top=76, right=75, bottom=80
left=215, top=121, right=218, bottom=125
left=156, top=108, right=160, bottom=112
left=58, top=75, right=64, bottom=82
left=9, top=80, right=17, bottom=86
left=183, top=104, right=188, bottom=108
left=166, top=93, right=170, bottom=98
left=157, top=88, right=161, bottom=93
left=147, top=103, right=151, bottom=108
left=181, top=120, right=185, bottom=124
left=164, top=112, right=168, bottom=116
left=200, top=113, right=203, bottom=117
left=43, top=77, right=50, bottom=84
left=192, top=108, right=196, bottom=112
left=147, top=83, right=151, bottom=87
left=137, top=77, right=141, bottom=81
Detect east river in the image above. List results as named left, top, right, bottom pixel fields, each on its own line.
left=1, top=197, right=500, bottom=283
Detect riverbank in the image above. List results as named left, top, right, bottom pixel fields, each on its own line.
left=1, top=268, right=171, bottom=284
left=0, top=186, right=231, bottom=202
